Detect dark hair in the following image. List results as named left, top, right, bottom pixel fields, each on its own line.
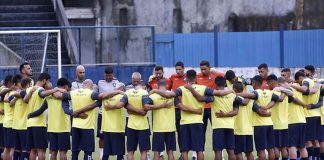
left=233, top=82, right=244, bottom=92
left=200, top=60, right=210, bottom=67
left=266, top=74, right=278, bottom=82
left=186, top=70, right=197, bottom=81
left=105, top=66, right=114, bottom=74
left=215, top=76, right=226, bottom=87
left=57, top=78, right=71, bottom=88
left=38, top=73, right=51, bottom=81
left=225, top=70, right=236, bottom=81
left=304, top=65, right=315, bottom=74
left=277, top=77, right=286, bottom=84
left=252, top=75, right=263, bottom=86
left=294, top=71, right=306, bottom=81
left=19, top=62, right=30, bottom=73
left=258, top=63, right=268, bottom=70
left=21, top=78, right=32, bottom=88
left=12, top=74, right=22, bottom=85
left=154, top=65, right=164, bottom=71
left=4, top=75, right=13, bottom=85
left=281, top=68, right=291, bottom=73
left=175, top=61, right=184, bottom=68
left=157, top=79, right=167, bottom=86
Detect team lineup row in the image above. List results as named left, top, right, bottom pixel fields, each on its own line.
left=0, top=61, right=324, bottom=160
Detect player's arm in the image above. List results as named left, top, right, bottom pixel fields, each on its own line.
left=309, top=82, right=320, bottom=94
left=98, top=90, right=124, bottom=100
left=212, top=88, right=233, bottom=96
left=215, top=96, right=241, bottom=118
left=149, top=89, right=176, bottom=98
left=61, top=92, right=73, bottom=116
left=174, top=95, right=202, bottom=114
left=28, top=100, right=48, bottom=118
left=74, top=101, right=101, bottom=115
left=273, top=87, right=293, bottom=96
left=183, top=84, right=205, bottom=102
left=307, top=95, right=323, bottom=110
left=126, top=103, right=147, bottom=116
left=142, top=96, right=172, bottom=111
left=240, top=98, right=250, bottom=106
left=9, top=96, right=16, bottom=107
left=0, top=87, right=13, bottom=97
left=236, top=91, right=258, bottom=100
left=39, top=87, right=65, bottom=98
left=262, top=93, right=281, bottom=110
left=23, top=86, right=39, bottom=103
left=252, top=103, right=271, bottom=117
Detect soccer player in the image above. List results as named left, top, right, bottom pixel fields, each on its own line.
left=143, top=79, right=176, bottom=160
left=71, top=65, right=86, bottom=90
left=0, top=80, right=5, bottom=156
left=96, top=66, right=120, bottom=160
left=148, top=65, right=171, bottom=90
left=290, top=67, right=321, bottom=160
left=211, top=76, right=246, bottom=160
left=125, top=72, right=142, bottom=90
left=257, top=63, right=269, bottom=90
left=62, top=79, right=102, bottom=160
left=100, top=82, right=126, bottom=160
left=111, top=81, right=150, bottom=160
left=232, top=81, right=254, bottom=160
left=19, top=62, right=33, bottom=85
left=281, top=68, right=294, bottom=83
left=225, top=70, right=251, bottom=92
left=236, top=75, right=283, bottom=160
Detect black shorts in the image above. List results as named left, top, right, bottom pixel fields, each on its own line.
left=126, top=128, right=151, bottom=152
left=179, top=123, right=204, bottom=152
left=152, top=132, right=176, bottom=152
left=288, top=123, right=306, bottom=148
left=234, top=135, right=253, bottom=154
left=97, top=114, right=103, bottom=139
left=305, top=117, right=321, bottom=141
left=103, top=132, right=125, bottom=155
left=71, top=127, right=95, bottom=152
left=212, top=128, right=235, bottom=151
left=3, top=127, right=14, bottom=148
left=48, top=132, right=71, bottom=151
left=254, top=125, right=275, bottom=151
left=27, top=127, right=48, bottom=149
left=319, top=125, right=324, bottom=142
left=274, top=129, right=289, bottom=148
left=0, top=124, right=4, bottom=147
left=13, top=129, right=27, bottom=150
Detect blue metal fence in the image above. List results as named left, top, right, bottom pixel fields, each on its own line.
left=155, top=29, right=324, bottom=67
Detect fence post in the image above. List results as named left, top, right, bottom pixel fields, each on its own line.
left=214, top=26, right=219, bottom=67
left=78, top=28, right=81, bottom=64
left=151, top=26, right=156, bottom=64
left=279, top=24, right=285, bottom=68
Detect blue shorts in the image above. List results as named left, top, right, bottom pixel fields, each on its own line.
left=152, top=132, right=176, bottom=152
left=319, top=125, right=324, bottom=142
left=212, top=129, right=235, bottom=151
left=97, top=114, right=103, bottom=139
left=27, top=127, right=48, bottom=149
left=179, top=123, right=204, bottom=152
left=71, top=127, right=95, bottom=152
left=3, top=127, right=14, bottom=148
left=13, top=129, right=27, bottom=150
left=254, top=125, right=275, bottom=151
left=274, top=129, right=289, bottom=148
left=103, top=132, right=125, bottom=155
left=0, top=124, right=4, bottom=147
left=48, top=132, right=71, bottom=151
left=288, top=123, right=306, bottom=148
left=126, top=128, right=151, bottom=152
left=234, top=135, right=253, bottom=154
left=305, top=117, right=321, bottom=141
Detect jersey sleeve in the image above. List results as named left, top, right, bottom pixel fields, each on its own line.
left=142, top=95, right=153, bottom=105
left=62, top=92, right=71, bottom=101
left=310, top=96, right=323, bottom=109
left=38, top=88, right=45, bottom=98
left=302, top=80, right=310, bottom=95
left=91, top=92, right=99, bottom=100
left=252, top=102, right=260, bottom=112
left=251, top=91, right=259, bottom=100
left=62, top=99, right=73, bottom=116
left=120, top=95, right=128, bottom=105
left=233, top=96, right=243, bottom=108
left=204, top=87, right=214, bottom=96
left=271, top=93, right=280, bottom=102
left=288, top=96, right=294, bottom=103
left=20, top=90, right=27, bottom=98
left=29, top=100, right=48, bottom=118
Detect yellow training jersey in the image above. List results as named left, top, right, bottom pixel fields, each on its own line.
left=125, top=88, right=149, bottom=130
left=101, top=94, right=125, bottom=132
left=47, top=95, right=70, bottom=132
left=288, top=87, right=306, bottom=124
left=26, top=87, right=46, bottom=127
left=12, top=95, right=28, bottom=130
left=179, top=84, right=207, bottom=125
left=70, top=88, right=97, bottom=130
left=226, top=77, right=248, bottom=92
left=211, top=93, right=238, bottom=129
left=234, top=100, right=254, bottom=135
left=0, top=86, right=4, bottom=124
left=3, top=91, right=15, bottom=128
left=271, top=91, right=289, bottom=130
left=303, top=78, right=321, bottom=117
left=150, top=93, right=176, bottom=132
left=252, top=89, right=273, bottom=126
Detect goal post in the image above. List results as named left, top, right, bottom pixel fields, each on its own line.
left=0, top=30, right=62, bottom=78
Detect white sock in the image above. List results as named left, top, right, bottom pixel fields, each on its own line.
left=100, top=148, right=103, bottom=159
left=192, top=151, right=197, bottom=158
left=147, top=151, right=151, bottom=160
left=160, top=151, right=164, bottom=156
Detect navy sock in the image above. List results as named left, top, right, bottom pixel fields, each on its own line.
left=72, top=151, right=80, bottom=160
left=301, top=158, right=308, bottom=160
left=307, top=147, right=314, bottom=158
left=320, top=153, right=324, bottom=160
left=84, top=151, right=92, bottom=160
left=297, top=150, right=301, bottom=158
left=102, top=155, right=109, bottom=160
left=274, top=158, right=279, bottom=160
left=282, top=158, right=288, bottom=160
left=314, top=147, right=320, bottom=158
left=21, top=152, right=29, bottom=160
left=117, top=155, right=124, bottom=160
left=13, top=151, right=21, bottom=160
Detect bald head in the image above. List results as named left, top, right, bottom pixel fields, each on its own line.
left=82, top=79, right=93, bottom=90
left=76, top=65, right=85, bottom=81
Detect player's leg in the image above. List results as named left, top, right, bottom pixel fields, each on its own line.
left=165, top=132, right=176, bottom=160
left=57, top=132, right=70, bottom=160
left=152, top=132, right=163, bottom=160
left=59, top=150, right=68, bottom=160
left=305, top=117, right=314, bottom=159
left=81, top=129, right=95, bottom=160
left=71, top=127, right=81, bottom=160
left=245, top=152, right=254, bottom=160
left=320, top=125, right=324, bottom=160
left=126, top=128, right=138, bottom=160
left=35, top=127, right=47, bottom=160
left=50, top=150, right=58, bottom=160
left=19, top=129, right=28, bottom=160
left=175, top=108, right=181, bottom=159
left=298, top=147, right=308, bottom=160
left=226, top=129, right=235, bottom=160
left=13, top=129, right=21, bottom=160
left=179, top=124, right=190, bottom=160
left=190, top=124, right=204, bottom=160
left=97, top=113, right=104, bottom=160
left=214, top=151, right=222, bottom=160
left=254, top=126, right=269, bottom=160
left=48, top=132, right=58, bottom=160
left=26, top=127, right=36, bottom=160
left=138, top=129, right=151, bottom=160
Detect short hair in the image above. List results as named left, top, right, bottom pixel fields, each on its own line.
left=175, top=61, right=184, bottom=68
left=157, top=79, right=167, bottom=86
left=38, top=73, right=51, bottom=81
left=186, top=70, right=197, bottom=81
left=294, top=71, right=306, bottom=81
left=225, top=70, right=236, bottom=81
left=104, top=66, right=113, bottom=74
left=266, top=74, right=278, bottom=82
left=233, top=82, right=244, bottom=92
left=21, top=78, right=32, bottom=88
left=252, top=75, right=263, bottom=86
left=278, top=77, right=286, bottom=84
left=57, top=78, right=71, bottom=87
left=200, top=60, right=210, bottom=67
left=304, top=65, right=315, bottom=74
left=154, top=65, right=164, bottom=71
left=4, top=75, right=13, bottom=85
left=281, top=68, right=291, bottom=73
left=19, top=62, right=30, bottom=73
left=12, top=74, right=22, bottom=84
left=215, top=76, right=226, bottom=87
left=258, top=63, right=268, bottom=70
